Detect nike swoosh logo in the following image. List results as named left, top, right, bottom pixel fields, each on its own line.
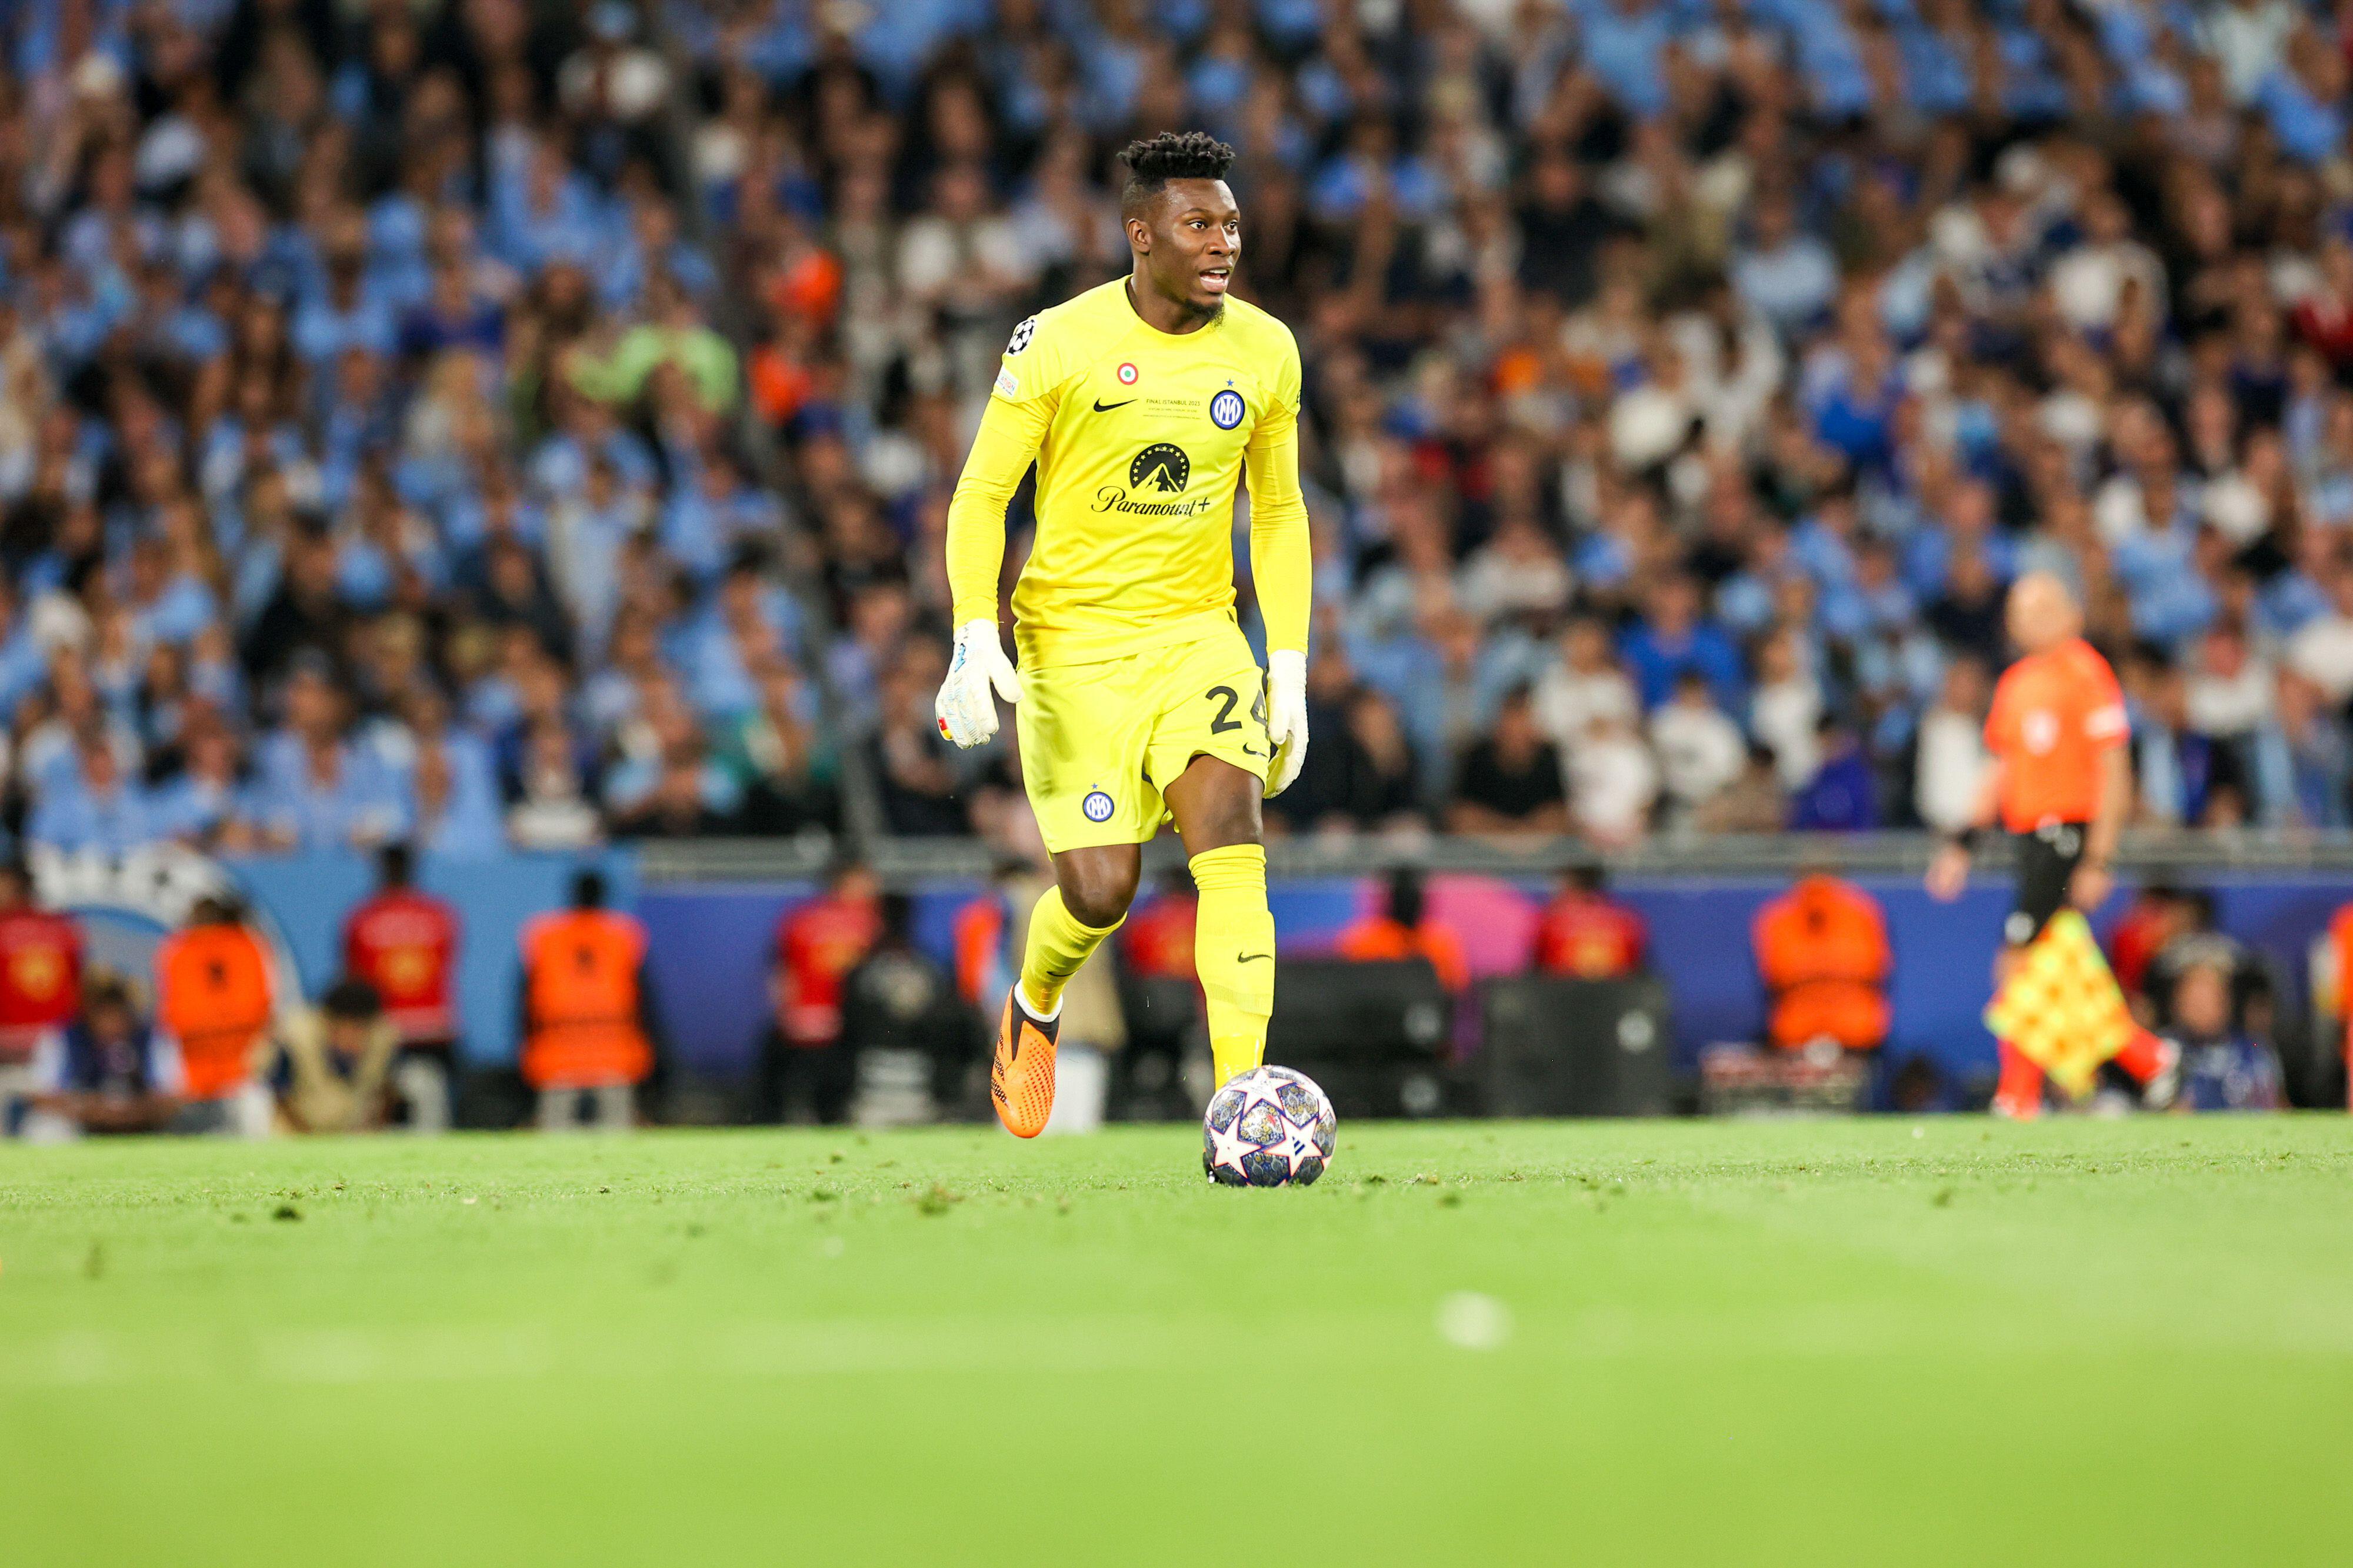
left=1091, top=398, right=1135, bottom=412
left=1236, top=952, right=1271, bottom=965
left=1241, top=744, right=1266, bottom=758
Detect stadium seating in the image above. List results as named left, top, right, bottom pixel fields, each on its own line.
left=6, top=0, right=2352, bottom=865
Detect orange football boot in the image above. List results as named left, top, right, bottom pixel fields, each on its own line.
left=991, top=989, right=1059, bottom=1137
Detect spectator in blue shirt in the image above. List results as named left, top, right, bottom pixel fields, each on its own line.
left=2159, top=956, right=2284, bottom=1112
left=1581, top=0, right=1671, bottom=118
left=148, top=718, right=261, bottom=852
left=1620, top=575, right=1747, bottom=711
left=24, top=972, right=184, bottom=1137
left=0, top=584, right=48, bottom=719
left=2256, top=31, right=2347, bottom=166
left=405, top=729, right=509, bottom=861
left=399, top=258, right=506, bottom=359
left=27, top=736, right=156, bottom=858
left=1731, top=194, right=1839, bottom=340
left=1788, top=717, right=1879, bottom=832
left=291, top=213, right=398, bottom=365
left=252, top=664, right=406, bottom=852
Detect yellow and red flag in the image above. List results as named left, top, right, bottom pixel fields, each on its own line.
left=1983, top=910, right=2138, bottom=1099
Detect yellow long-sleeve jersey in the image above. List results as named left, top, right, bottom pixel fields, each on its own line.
left=944, top=279, right=1311, bottom=669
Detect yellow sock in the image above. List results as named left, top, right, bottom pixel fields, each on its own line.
left=1190, top=844, right=1275, bottom=1086
left=1016, top=886, right=1121, bottom=1016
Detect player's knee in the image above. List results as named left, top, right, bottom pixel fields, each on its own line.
left=1058, top=858, right=1138, bottom=929
left=1064, top=882, right=1134, bottom=929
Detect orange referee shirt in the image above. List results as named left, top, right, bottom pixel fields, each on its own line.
left=2329, top=906, right=2353, bottom=1059
left=1983, top=637, right=2128, bottom=832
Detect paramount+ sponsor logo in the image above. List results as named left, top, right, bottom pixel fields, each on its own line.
left=1089, top=442, right=1214, bottom=518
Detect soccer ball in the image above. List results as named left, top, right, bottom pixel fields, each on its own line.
left=1202, top=1066, right=1336, bottom=1187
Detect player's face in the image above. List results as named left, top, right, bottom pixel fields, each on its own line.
left=1138, top=179, right=1241, bottom=313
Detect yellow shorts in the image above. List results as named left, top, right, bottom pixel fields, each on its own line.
left=1016, top=624, right=1272, bottom=853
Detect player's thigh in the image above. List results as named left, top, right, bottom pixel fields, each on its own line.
left=1142, top=630, right=1273, bottom=802
left=2004, top=823, right=2084, bottom=946
left=1162, top=753, right=1264, bottom=854
left=1016, top=657, right=1155, bottom=851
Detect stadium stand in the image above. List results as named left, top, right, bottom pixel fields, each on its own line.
left=4, top=0, right=2353, bottom=856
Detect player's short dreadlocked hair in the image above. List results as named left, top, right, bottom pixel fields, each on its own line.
left=1119, top=131, right=1237, bottom=216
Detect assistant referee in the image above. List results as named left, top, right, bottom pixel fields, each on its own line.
left=1925, top=573, right=2175, bottom=1117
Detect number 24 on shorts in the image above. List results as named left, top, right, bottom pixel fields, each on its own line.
left=1205, top=683, right=1269, bottom=757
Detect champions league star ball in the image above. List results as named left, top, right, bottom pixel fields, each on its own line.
left=1202, top=1066, right=1337, bottom=1187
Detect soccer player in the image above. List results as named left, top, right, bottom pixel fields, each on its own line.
left=935, top=132, right=1310, bottom=1137
left=1925, top=573, right=2176, bottom=1116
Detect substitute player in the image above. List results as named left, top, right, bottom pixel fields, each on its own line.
left=0, top=857, right=82, bottom=1133
left=1925, top=573, right=2176, bottom=1116
left=342, top=843, right=461, bottom=1131
left=936, top=132, right=1310, bottom=1137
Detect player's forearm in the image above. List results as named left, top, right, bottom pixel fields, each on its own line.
left=2086, top=747, right=2131, bottom=864
left=945, top=395, right=1050, bottom=627
left=944, top=490, right=1008, bottom=628
left=1244, top=429, right=1311, bottom=655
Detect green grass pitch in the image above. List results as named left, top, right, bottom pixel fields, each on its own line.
left=5, top=1117, right=2351, bottom=1566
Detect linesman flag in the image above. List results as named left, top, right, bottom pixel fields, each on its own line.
left=1982, top=910, right=2138, bottom=1099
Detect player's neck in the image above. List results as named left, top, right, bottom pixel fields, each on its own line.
left=1124, top=274, right=1219, bottom=336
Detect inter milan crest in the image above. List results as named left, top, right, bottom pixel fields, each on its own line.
left=1128, top=443, right=1190, bottom=493
left=1209, top=389, right=1245, bottom=429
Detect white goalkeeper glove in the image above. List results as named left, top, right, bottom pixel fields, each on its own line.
left=935, top=620, right=1022, bottom=748
left=1264, top=649, right=1308, bottom=797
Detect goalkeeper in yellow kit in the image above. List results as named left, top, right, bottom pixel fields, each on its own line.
left=935, top=131, right=1311, bottom=1137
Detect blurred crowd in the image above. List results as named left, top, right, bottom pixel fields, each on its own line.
left=1, top=0, right=834, bottom=861
left=7, top=2, right=2353, bottom=858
